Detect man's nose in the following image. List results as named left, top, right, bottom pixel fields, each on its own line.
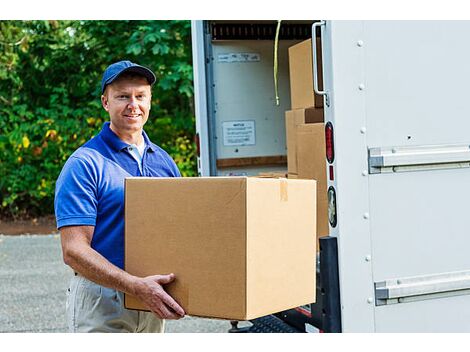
left=127, top=97, right=139, bottom=109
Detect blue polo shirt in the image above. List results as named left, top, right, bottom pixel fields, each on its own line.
left=54, top=122, right=181, bottom=269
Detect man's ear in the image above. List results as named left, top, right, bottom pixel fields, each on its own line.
left=101, top=94, right=109, bottom=112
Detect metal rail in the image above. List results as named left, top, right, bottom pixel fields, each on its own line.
left=376, top=270, right=470, bottom=306
left=369, top=143, right=470, bottom=174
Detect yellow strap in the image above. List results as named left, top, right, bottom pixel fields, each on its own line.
left=274, top=20, right=282, bottom=106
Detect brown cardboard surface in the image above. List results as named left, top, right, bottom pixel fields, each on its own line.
left=246, top=178, right=316, bottom=319
left=288, top=38, right=323, bottom=110
left=125, top=177, right=316, bottom=320
left=257, top=171, right=288, bottom=178
left=286, top=108, right=324, bottom=175
left=125, top=177, right=247, bottom=319
left=296, top=124, right=329, bottom=239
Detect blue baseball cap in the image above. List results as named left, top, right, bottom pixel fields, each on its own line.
left=101, top=60, right=156, bottom=93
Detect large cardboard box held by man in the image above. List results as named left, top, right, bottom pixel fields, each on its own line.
left=288, top=38, right=323, bottom=109
left=124, top=177, right=316, bottom=320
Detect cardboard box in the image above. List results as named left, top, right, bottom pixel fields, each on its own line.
left=285, top=107, right=324, bottom=175
left=296, top=124, right=329, bottom=239
left=124, top=177, right=316, bottom=320
left=288, top=38, right=323, bottom=109
left=257, top=171, right=288, bottom=178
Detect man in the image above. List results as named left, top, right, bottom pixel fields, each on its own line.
left=54, top=60, right=185, bottom=333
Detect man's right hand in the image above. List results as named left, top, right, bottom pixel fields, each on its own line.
left=60, top=226, right=185, bottom=320
left=133, top=273, right=186, bottom=320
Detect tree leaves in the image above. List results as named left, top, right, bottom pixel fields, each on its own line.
left=0, top=20, right=196, bottom=219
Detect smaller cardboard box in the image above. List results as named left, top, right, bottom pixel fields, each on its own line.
left=285, top=107, right=324, bottom=175
left=296, top=124, right=329, bottom=239
left=124, top=177, right=316, bottom=320
left=288, top=38, right=324, bottom=110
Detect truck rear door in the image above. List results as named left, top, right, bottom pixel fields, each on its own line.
left=324, top=20, right=470, bottom=332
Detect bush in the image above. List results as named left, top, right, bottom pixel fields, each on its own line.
left=0, top=20, right=196, bottom=219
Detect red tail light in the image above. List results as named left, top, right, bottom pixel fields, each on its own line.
left=325, top=122, right=335, bottom=164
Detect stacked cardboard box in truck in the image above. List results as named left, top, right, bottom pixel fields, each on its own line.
left=296, top=124, right=329, bottom=237
left=124, top=177, right=316, bottom=320
left=285, top=107, right=324, bottom=175
left=286, top=38, right=329, bottom=240
left=288, top=38, right=323, bottom=110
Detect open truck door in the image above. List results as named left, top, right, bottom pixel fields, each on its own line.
left=191, top=20, right=470, bottom=332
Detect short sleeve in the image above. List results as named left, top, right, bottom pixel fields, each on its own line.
left=156, top=146, right=182, bottom=177
left=54, top=156, right=98, bottom=229
left=169, top=157, right=182, bottom=177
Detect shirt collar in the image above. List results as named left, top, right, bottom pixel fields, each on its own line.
left=142, top=129, right=155, bottom=152
left=100, top=122, right=155, bottom=153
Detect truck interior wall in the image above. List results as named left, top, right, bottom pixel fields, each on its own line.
left=210, top=39, right=302, bottom=176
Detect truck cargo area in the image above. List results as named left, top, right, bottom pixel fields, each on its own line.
left=192, top=20, right=470, bottom=332
left=194, top=20, right=322, bottom=177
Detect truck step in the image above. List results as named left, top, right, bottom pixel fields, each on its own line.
left=229, top=315, right=303, bottom=333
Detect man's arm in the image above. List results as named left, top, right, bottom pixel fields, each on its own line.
left=60, top=225, right=185, bottom=320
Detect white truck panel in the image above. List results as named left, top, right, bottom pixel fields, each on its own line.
left=369, top=169, right=470, bottom=280
left=375, top=295, right=470, bottom=332
left=363, top=21, right=470, bottom=147
left=323, top=20, right=376, bottom=332
left=191, top=21, right=211, bottom=176
left=326, top=20, right=470, bottom=331
left=359, top=21, right=470, bottom=331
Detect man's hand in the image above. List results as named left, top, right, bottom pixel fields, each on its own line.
left=134, top=273, right=186, bottom=320
left=60, top=226, right=185, bottom=320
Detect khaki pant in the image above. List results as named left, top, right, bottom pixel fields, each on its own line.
left=66, top=274, right=165, bottom=333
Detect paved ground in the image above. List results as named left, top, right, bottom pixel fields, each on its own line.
left=0, top=234, right=237, bottom=333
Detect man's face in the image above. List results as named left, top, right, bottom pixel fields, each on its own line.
left=101, top=76, right=152, bottom=136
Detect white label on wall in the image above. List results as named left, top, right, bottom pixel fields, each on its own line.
left=217, top=53, right=260, bottom=63
left=222, top=120, right=256, bottom=146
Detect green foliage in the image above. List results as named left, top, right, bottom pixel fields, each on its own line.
left=0, top=20, right=196, bottom=219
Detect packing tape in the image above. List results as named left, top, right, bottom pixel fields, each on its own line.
left=280, top=179, right=288, bottom=202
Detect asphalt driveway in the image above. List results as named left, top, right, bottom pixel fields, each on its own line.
left=0, top=234, right=233, bottom=333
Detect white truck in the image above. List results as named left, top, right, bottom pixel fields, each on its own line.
left=190, top=20, right=470, bottom=332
